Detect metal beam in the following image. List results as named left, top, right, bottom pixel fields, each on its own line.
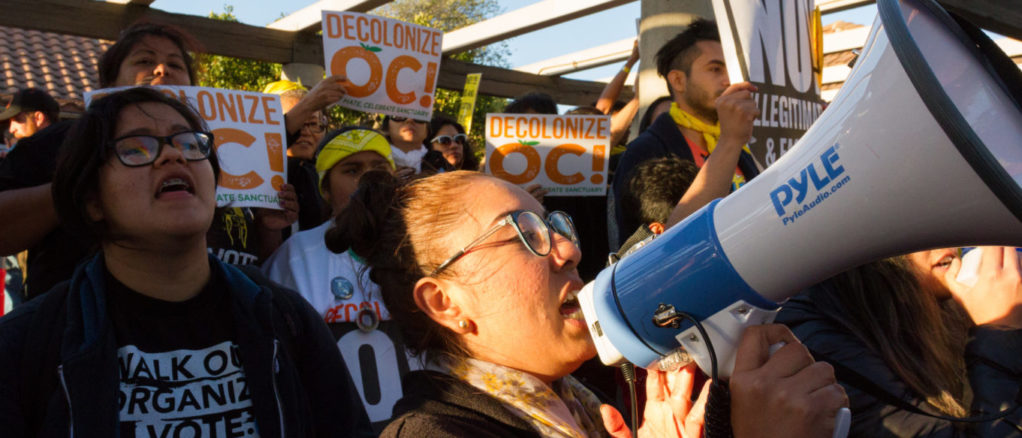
left=443, top=0, right=634, bottom=54
left=1, top=0, right=615, bottom=105
left=266, top=0, right=394, bottom=32
left=515, top=38, right=634, bottom=76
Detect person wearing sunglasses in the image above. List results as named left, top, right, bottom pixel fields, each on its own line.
left=0, top=88, right=372, bottom=437
left=428, top=115, right=479, bottom=171
left=325, top=170, right=845, bottom=438
left=380, top=115, right=432, bottom=173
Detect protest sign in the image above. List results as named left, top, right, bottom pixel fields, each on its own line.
left=322, top=11, right=443, bottom=121
left=485, top=114, right=610, bottom=197
left=85, top=86, right=287, bottom=210
left=457, top=73, right=482, bottom=130
left=711, top=0, right=825, bottom=167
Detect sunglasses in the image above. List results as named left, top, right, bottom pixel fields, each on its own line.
left=389, top=116, right=427, bottom=124
left=431, top=134, right=467, bottom=146
left=109, top=131, right=213, bottom=167
left=430, top=210, right=579, bottom=276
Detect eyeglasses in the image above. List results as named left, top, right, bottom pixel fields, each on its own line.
left=302, top=120, right=326, bottom=135
left=431, top=134, right=467, bottom=146
left=429, top=210, right=579, bottom=276
left=389, top=116, right=427, bottom=124
left=109, top=131, right=213, bottom=167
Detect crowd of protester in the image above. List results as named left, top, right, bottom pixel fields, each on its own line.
left=0, top=16, right=1019, bottom=438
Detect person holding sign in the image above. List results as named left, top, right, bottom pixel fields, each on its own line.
left=0, top=87, right=371, bottom=438
left=612, top=19, right=762, bottom=248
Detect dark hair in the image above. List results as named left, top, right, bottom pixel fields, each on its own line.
left=325, top=170, right=487, bottom=361
left=639, top=95, right=674, bottom=132
left=656, top=19, right=719, bottom=93
left=810, top=258, right=972, bottom=417
left=506, top=92, right=557, bottom=115
left=428, top=113, right=479, bottom=171
left=624, top=157, right=698, bottom=225
left=565, top=106, right=603, bottom=116
left=99, top=21, right=200, bottom=87
left=53, top=87, right=218, bottom=243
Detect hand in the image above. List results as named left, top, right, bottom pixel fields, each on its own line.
left=945, top=246, right=1022, bottom=327
left=255, top=183, right=299, bottom=231
left=602, top=363, right=709, bottom=438
left=525, top=183, right=548, bottom=203
left=730, top=324, right=848, bottom=438
left=305, top=74, right=351, bottom=110
left=715, top=82, right=760, bottom=147
left=627, top=39, right=640, bottom=66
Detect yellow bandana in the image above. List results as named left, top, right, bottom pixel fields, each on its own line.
left=668, top=102, right=752, bottom=156
left=669, top=102, right=751, bottom=191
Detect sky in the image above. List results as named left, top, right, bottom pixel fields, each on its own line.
left=154, top=0, right=879, bottom=82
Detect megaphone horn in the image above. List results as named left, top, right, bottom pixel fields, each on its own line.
left=579, top=0, right=1022, bottom=379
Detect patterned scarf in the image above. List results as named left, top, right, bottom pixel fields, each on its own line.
left=431, top=356, right=607, bottom=438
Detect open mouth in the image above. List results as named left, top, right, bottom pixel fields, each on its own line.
left=559, top=290, right=584, bottom=321
left=156, top=177, right=193, bottom=198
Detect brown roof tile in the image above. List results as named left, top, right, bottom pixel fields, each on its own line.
left=0, top=24, right=111, bottom=109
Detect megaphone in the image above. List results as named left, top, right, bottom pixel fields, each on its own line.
left=579, top=0, right=1022, bottom=380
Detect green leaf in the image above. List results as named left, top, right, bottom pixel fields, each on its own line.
left=368, top=46, right=383, bottom=52
left=524, top=141, right=539, bottom=146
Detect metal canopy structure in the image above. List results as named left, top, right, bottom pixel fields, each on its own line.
left=2, top=0, right=1020, bottom=105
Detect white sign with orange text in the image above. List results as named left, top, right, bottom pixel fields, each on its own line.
left=485, top=114, right=610, bottom=197
left=85, top=86, right=287, bottom=210
left=322, top=11, right=442, bottom=121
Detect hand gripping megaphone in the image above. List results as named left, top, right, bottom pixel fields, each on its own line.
left=579, top=0, right=1022, bottom=382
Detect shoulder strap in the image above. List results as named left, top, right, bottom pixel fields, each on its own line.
left=19, top=283, right=71, bottom=429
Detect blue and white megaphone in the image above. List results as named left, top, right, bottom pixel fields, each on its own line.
left=579, top=0, right=1022, bottom=381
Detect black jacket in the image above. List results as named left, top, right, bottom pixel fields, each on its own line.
left=610, top=112, right=761, bottom=247
left=382, top=370, right=540, bottom=437
left=0, top=254, right=372, bottom=437
left=778, top=291, right=1022, bottom=437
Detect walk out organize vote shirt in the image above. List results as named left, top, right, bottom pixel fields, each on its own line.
left=263, top=221, right=422, bottom=433
left=106, top=269, right=259, bottom=437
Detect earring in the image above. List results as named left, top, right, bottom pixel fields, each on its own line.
left=458, top=320, right=469, bottom=329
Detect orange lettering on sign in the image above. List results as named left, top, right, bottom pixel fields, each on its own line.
left=385, top=55, right=421, bottom=105
left=490, top=143, right=541, bottom=184
left=545, top=144, right=585, bottom=185
left=214, top=128, right=264, bottom=190
left=331, top=46, right=383, bottom=98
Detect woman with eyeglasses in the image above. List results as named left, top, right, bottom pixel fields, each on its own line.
left=428, top=115, right=480, bottom=171
left=0, top=88, right=371, bottom=437
left=327, top=170, right=848, bottom=438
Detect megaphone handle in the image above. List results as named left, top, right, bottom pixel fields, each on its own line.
left=768, top=343, right=852, bottom=438
left=834, top=407, right=851, bottom=438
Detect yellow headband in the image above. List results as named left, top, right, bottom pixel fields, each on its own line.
left=316, top=129, right=395, bottom=198
left=262, top=80, right=306, bottom=95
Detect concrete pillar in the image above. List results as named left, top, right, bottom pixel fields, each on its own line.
left=635, top=0, right=714, bottom=132
left=281, top=63, right=325, bottom=88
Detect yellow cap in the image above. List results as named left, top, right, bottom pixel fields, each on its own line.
left=262, top=80, right=306, bottom=95
left=316, top=129, right=395, bottom=198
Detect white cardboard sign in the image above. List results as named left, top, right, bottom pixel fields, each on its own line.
left=322, top=11, right=443, bottom=121
left=485, top=114, right=611, bottom=197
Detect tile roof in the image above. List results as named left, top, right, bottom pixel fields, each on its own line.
left=0, top=24, right=112, bottom=111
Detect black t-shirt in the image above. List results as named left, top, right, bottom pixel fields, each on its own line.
left=106, top=268, right=260, bottom=437
left=206, top=207, right=262, bottom=266
left=0, top=121, right=91, bottom=299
